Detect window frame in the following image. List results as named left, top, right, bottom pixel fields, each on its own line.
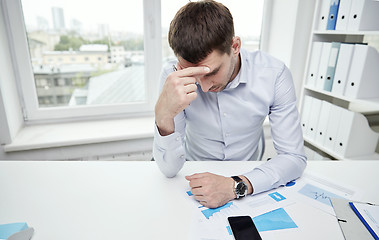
left=2, top=0, right=161, bottom=123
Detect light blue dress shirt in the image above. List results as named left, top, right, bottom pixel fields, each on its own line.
left=153, top=48, right=307, bottom=195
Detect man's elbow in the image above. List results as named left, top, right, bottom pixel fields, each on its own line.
left=295, top=153, right=307, bottom=176
left=161, top=168, right=178, bottom=178
left=155, top=159, right=181, bottom=178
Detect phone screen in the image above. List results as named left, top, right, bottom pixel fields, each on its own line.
left=228, top=216, right=262, bottom=240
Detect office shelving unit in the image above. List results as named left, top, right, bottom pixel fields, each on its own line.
left=299, top=0, right=379, bottom=160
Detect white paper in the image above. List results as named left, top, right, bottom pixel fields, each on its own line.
left=282, top=173, right=362, bottom=216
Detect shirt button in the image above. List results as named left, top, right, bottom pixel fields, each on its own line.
left=176, top=137, right=180, bottom=141
left=225, top=133, right=230, bottom=137
left=180, top=155, right=185, bottom=159
left=223, top=112, right=227, bottom=117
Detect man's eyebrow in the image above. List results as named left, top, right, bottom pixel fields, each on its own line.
left=204, top=65, right=221, bottom=77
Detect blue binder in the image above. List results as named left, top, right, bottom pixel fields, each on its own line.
left=326, top=0, right=340, bottom=30
left=324, top=42, right=341, bottom=91
left=349, top=202, right=379, bottom=240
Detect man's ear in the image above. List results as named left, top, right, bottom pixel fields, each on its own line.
left=231, top=36, right=241, bottom=57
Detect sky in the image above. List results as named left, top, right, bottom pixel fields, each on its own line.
left=21, top=0, right=263, bottom=37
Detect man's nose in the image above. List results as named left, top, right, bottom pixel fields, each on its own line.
left=198, top=77, right=212, bottom=92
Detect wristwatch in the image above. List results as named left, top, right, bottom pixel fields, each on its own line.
left=231, top=176, right=247, bottom=199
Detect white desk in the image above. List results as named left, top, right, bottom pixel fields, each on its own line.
left=0, top=161, right=378, bottom=240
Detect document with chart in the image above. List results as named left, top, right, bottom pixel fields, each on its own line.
left=187, top=188, right=298, bottom=240
left=281, top=173, right=362, bottom=216
left=186, top=172, right=362, bottom=239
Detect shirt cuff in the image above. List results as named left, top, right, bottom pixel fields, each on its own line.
left=243, top=168, right=273, bottom=195
left=154, top=123, right=183, bottom=150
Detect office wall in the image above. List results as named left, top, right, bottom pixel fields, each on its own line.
left=261, top=0, right=315, bottom=99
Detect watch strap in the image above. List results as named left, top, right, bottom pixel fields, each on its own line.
left=232, top=176, right=242, bottom=182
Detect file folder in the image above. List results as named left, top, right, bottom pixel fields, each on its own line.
left=330, top=198, right=374, bottom=240
left=324, top=104, right=343, bottom=151
left=344, top=44, right=379, bottom=99
left=324, top=42, right=340, bottom=92
left=326, top=0, right=340, bottom=30
left=349, top=202, right=379, bottom=240
left=7, top=228, right=34, bottom=240
left=315, top=100, right=332, bottom=146
left=335, top=0, right=352, bottom=31
left=306, top=42, right=323, bottom=88
left=318, top=0, right=333, bottom=31
left=331, top=43, right=354, bottom=96
left=347, top=0, right=379, bottom=31
left=306, top=97, right=322, bottom=140
left=333, top=108, right=379, bottom=158
left=0, top=223, right=33, bottom=240
left=316, top=42, right=332, bottom=90
left=301, top=95, right=313, bottom=137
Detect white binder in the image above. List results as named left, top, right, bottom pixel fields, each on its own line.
left=335, top=0, right=353, bottom=31
left=344, top=44, right=379, bottom=99
left=316, top=42, right=332, bottom=90
left=333, top=108, right=379, bottom=157
left=317, top=0, right=333, bottom=31
left=306, top=97, right=322, bottom=140
left=315, top=100, right=332, bottom=146
left=331, top=43, right=355, bottom=96
left=324, top=42, right=340, bottom=92
left=347, top=0, right=379, bottom=31
left=301, top=95, right=313, bottom=137
left=324, top=104, right=343, bottom=151
left=306, top=42, right=323, bottom=88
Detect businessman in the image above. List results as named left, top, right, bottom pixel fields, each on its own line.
left=153, top=0, right=307, bottom=208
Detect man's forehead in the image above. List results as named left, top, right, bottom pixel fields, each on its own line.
left=178, top=51, right=225, bottom=70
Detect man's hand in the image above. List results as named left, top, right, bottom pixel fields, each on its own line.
left=155, top=66, right=210, bottom=136
left=185, top=172, right=235, bottom=209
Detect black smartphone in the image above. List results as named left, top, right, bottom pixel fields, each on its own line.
left=228, top=216, right=262, bottom=240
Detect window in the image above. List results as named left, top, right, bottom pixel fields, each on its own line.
left=4, top=0, right=263, bottom=122
left=4, top=0, right=161, bottom=121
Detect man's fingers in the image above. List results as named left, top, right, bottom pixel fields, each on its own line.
left=186, top=172, right=210, bottom=179
left=183, top=83, right=197, bottom=93
left=176, top=76, right=197, bottom=85
left=175, top=66, right=210, bottom=77
left=186, top=91, right=197, bottom=102
left=185, top=174, right=198, bottom=181
left=194, top=195, right=207, bottom=202
left=188, top=179, right=203, bottom=188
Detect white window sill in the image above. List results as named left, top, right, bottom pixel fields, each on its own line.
left=4, top=116, right=270, bottom=153
left=3, top=117, right=155, bottom=152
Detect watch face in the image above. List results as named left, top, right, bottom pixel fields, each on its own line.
left=236, top=182, right=247, bottom=195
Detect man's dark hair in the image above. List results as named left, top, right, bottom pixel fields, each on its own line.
left=168, top=0, right=235, bottom=64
